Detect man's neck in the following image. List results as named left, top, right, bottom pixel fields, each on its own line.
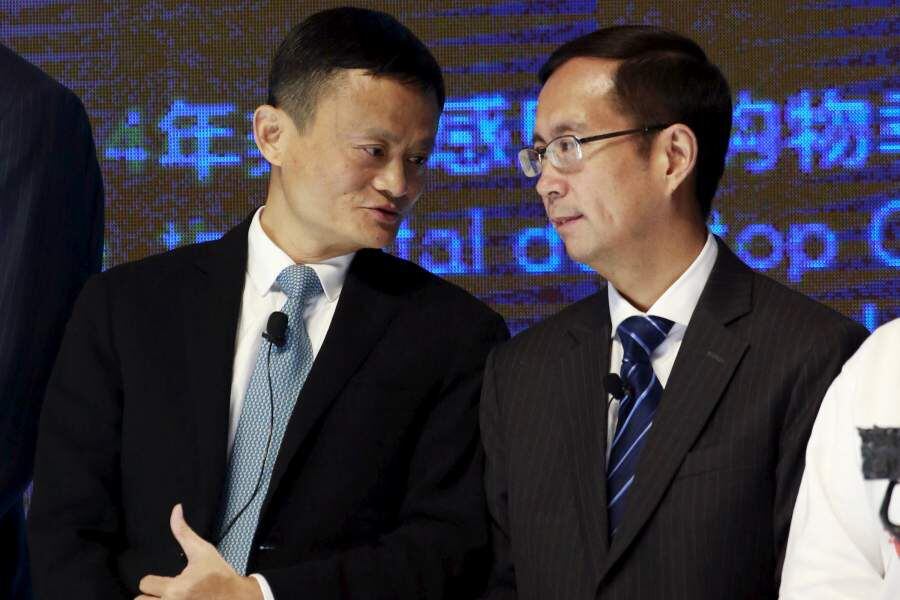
left=598, top=227, right=708, bottom=313
left=259, top=198, right=346, bottom=265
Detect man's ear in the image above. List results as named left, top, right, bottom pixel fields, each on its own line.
left=657, top=123, right=698, bottom=197
left=253, top=105, right=288, bottom=167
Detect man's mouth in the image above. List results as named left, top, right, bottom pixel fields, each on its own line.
left=550, top=214, right=583, bottom=227
left=366, top=206, right=402, bottom=223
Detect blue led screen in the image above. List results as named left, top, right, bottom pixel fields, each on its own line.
left=2, top=0, right=897, bottom=333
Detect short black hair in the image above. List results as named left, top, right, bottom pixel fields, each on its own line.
left=539, top=25, right=732, bottom=220
left=268, top=6, right=445, bottom=132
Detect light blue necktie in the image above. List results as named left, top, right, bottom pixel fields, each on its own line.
left=606, top=315, right=673, bottom=538
left=216, top=264, right=322, bottom=574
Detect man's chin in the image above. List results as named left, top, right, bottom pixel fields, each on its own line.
left=356, top=226, right=399, bottom=251
left=561, top=241, right=592, bottom=267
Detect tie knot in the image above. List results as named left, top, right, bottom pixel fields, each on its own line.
left=276, top=264, right=322, bottom=303
left=617, top=315, right=674, bottom=364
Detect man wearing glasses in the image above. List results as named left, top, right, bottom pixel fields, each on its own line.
left=480, top=26, right=867, bottom=599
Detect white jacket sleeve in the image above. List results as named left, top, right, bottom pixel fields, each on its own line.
left=780, top=320, right=900, bottom=599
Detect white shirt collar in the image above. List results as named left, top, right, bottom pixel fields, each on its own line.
left=608, top=232, right=718, bottom=336
left=246, top=207, right=354, bottom=302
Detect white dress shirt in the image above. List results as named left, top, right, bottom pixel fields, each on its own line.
left=230, top=207, right=354, bottom=600
left=780, top=319, right=900, bottom=600
left=605, top=232, right=718, bottom=458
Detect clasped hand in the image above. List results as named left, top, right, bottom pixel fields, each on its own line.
left=136, top=504, right=262, bottom=600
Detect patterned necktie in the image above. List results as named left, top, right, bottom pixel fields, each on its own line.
left=606, top=315, right=674, bottom=537
left=216, top=264, right=322, bottom=574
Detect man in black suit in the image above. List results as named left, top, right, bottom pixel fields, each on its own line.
left=480, top=26, right=868, bottom=599
left=0, top=43, right=104, bottom=600
left=29, top=8, right=507, bottom=600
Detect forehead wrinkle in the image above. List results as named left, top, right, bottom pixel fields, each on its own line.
left=338, top=82, right=439, bottom=146
left=533, top=57, right=619, bottom=145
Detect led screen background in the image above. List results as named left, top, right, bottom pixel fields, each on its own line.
left=2, top=1, right=897, bottom=334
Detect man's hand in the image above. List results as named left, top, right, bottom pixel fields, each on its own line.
left=136, top=504, right=262, bottom=600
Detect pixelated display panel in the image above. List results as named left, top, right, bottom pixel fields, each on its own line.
left=2, top=0, right=897, bottom=333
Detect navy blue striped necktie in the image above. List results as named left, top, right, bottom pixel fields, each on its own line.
left=607, top=314, right=674, bottom=537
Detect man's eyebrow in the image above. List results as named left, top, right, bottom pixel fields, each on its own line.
left=418, top=136, right=437, bottom=152
left=532, top=121, right=586, bottom=145
left=358, top=128, right=435, bottom=151
left=359, top=127, right=400, bottom=143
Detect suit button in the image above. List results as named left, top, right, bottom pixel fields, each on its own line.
left=257, top=543, right=277, bottom=552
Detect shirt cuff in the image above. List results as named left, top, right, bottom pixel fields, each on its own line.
left=249, top=573, right=275, bottom=600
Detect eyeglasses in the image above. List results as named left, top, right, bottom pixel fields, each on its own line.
left=517, top=124, right=671, bottom=178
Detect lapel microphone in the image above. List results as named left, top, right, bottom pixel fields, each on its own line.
left=603, top=373, right=627, bottom=402
left=263, top=311, right=288, bottom=347
left=214, top=310, right=289, bottom=548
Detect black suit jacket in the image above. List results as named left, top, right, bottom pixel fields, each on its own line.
left=480, top=240, right=869, bottom=600
left=28, top=214, right=509, bottom=599
left=0, top=43, right=104, bottom=599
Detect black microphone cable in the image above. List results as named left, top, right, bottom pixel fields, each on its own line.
left=215, top=311, right=287, bottom=546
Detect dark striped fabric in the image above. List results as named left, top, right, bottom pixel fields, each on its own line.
left=607, top=315, right=673, bottom=537
left=481, top=240, right=869, bottom=600
left=0, top=43, right=104, bottom=600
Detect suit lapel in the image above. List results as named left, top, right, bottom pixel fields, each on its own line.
left=558, top=291, right=612, bottom=580
left=262, top=249, right=402, bottom=510
left=181, top=214, right=252, bottom=538
left=599, top=240, right=752, bottom=580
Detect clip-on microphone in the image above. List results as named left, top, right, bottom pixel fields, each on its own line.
left=603, top=373, right=627, bottom=403
left=262, top=312, right=288, bottom=348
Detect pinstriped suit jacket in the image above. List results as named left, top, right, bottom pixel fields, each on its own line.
left=481, top=240, right=868, bottom=600
left=0, top=42, right=103, bottom=599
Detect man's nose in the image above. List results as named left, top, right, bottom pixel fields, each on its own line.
left=535, top=162, right=566, bottom=205
left=373, top=159, right=409, bottom=199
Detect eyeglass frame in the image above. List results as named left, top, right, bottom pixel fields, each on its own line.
left=518, top=123, right=673, bottom=177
